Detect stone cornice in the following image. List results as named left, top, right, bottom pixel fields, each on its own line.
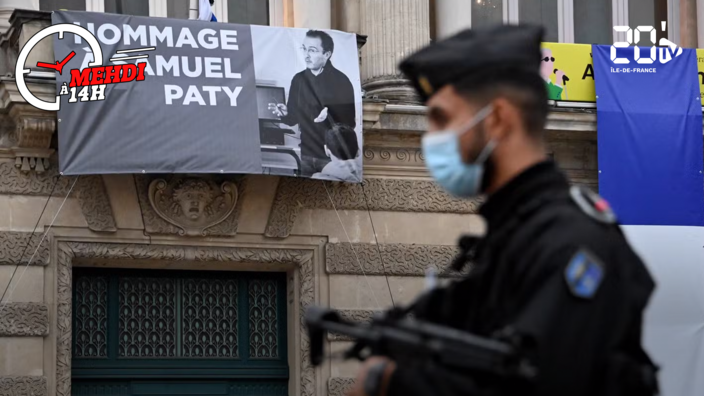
left=362, top=101, right=604, bottom=135
left=0, top=78, right=57, bottom=110
left=0, top=302, right=49, bottom=336
left=325, top=242, right=460, bottom=276
left=0, top=376, right=47, bottom=396
left=265, top=178, right=482, bottom=238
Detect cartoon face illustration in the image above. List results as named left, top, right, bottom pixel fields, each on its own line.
left=541, top=48, right=555, bottom=81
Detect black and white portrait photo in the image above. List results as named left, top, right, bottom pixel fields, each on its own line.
left=251, top=25, right=363, bottom=182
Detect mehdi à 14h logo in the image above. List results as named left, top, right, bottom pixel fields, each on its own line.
left=15, top=24, right=151, bottom=112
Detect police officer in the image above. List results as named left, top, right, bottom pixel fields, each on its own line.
left=347, top=24, right=659, bottom=396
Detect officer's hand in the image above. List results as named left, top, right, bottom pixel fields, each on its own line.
left=268, top=103, right=288, bottom=117
left=347, top=356, right=396, bottom=396
left=314, top=107, right=328, bottom=123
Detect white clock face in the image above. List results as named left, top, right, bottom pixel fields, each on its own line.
left=15, top=23, right=104, bottom=112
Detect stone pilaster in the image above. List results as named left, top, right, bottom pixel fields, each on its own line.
left=360, top=0, right=430, bottom=104
left=339, top=0, right=361, bottom=34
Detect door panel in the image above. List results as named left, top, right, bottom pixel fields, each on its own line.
left=72, top=269, right=288, bottom=395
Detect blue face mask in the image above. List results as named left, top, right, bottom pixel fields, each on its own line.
left=421, top=105, right=496, bottom=198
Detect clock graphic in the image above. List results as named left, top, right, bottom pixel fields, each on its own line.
left=15, top=23, right=103, bottom=112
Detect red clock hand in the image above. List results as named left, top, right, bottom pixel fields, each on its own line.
left=36, top=51, right=76, bottom=75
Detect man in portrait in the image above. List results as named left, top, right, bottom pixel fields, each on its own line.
left=268, top=30, right=356, bottom=176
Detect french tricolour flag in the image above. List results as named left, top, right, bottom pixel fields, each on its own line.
left=594, top=45, right=704, bottom=396
left=198, top=0, right=217, bottom=22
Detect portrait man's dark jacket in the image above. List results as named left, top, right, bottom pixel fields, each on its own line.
left=280, top=61, right=356, bottom=159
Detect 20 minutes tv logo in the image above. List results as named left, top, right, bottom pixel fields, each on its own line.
left=610, top=21, right=682, bottom=72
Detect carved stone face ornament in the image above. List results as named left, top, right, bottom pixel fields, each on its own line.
left=148, top=177, right=238, bottom=236
left=173, top=180, right=213, bottom=221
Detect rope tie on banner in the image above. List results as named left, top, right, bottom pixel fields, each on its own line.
left=0, top=176, right=79, bottom=317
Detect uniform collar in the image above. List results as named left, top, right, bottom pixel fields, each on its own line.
left=479, top=160, right=570, bottom=230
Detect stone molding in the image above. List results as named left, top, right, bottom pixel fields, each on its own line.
left=362, top=76, right=421, bottom=105
left=328, top=377, right=355, bottom=396
left=265, top=178, right=481, bottom=238
left=363, top=147, right=424, bottom=165
left=76, top=176, right=117, bottom=233
left=0, top=376, right=47, bottom=396
left=135, top=175, right=248, bottom=237
left=362, top=101, right=387, bottom=129
left=0, top=169, right=117, bottom=233
left=326, top=243, right=459, bottom=276
left=0, top=161, right=72, bottom=196
left=362, top=145, right=429, bottom=179
left=55, top=241, right=316, bottom=396
left=0, top=231, right=50, bottom=266
left=0, top=302, right=49, bottom=336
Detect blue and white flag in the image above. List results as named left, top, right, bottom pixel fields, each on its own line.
left=198, top=0, right=217, bottom=22
left=594, top=44, right=704, bottom=396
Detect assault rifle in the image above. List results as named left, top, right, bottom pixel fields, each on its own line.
left=305, top=304, right=538, bottom=388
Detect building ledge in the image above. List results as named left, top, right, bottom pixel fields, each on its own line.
left=363, top=100, right=602, bottom=136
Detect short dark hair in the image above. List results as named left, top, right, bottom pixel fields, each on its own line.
left=453, top=68, right=548, bottom=137
left=325, top=123, right=359, bottom=160
left=306, top=30, right=334, bottom=55
left=209, top=0, right=214, bottom=4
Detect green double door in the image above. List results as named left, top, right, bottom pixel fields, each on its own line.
left=71, top=269, right=288, bottom=396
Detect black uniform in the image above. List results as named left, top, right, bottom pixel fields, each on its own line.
left=386, top=162, right=658, bottom=396
left=385, top=24, right=659, bottom=396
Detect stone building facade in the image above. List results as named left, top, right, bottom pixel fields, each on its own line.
left=0, top=1, right=701, bottom=396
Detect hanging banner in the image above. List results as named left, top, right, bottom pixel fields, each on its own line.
left=540, top=43, right=596, bottom=102
left=594, top=45, right=704, bottom=396
left=49, top=11, right=363, bottom=182
left=594, top=44, right=703, bottom=226
left=541, top=43, right=704, bottom=106
left=594, top=44, right=704, bottom=396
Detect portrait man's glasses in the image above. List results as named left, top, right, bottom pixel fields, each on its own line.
left=300, top=45, right=320, bottom=54
left=542, top=57, right=555, bottom=62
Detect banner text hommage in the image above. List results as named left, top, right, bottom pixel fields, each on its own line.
left=72, top=22, right=244, bottom=106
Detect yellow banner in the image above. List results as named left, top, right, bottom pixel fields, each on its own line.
left=697, top=49, right=704, bottom=105
left=543, top=44, right=704, bottom=105
left=540, top=43, right=595, bottom=102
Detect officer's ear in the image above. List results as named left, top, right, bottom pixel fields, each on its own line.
left=484, top=97, right=519, bottom=142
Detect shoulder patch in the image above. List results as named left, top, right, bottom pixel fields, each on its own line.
left=564, top=249, right=605, bottom=299
left=569, top=186, right=617, bottom=224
